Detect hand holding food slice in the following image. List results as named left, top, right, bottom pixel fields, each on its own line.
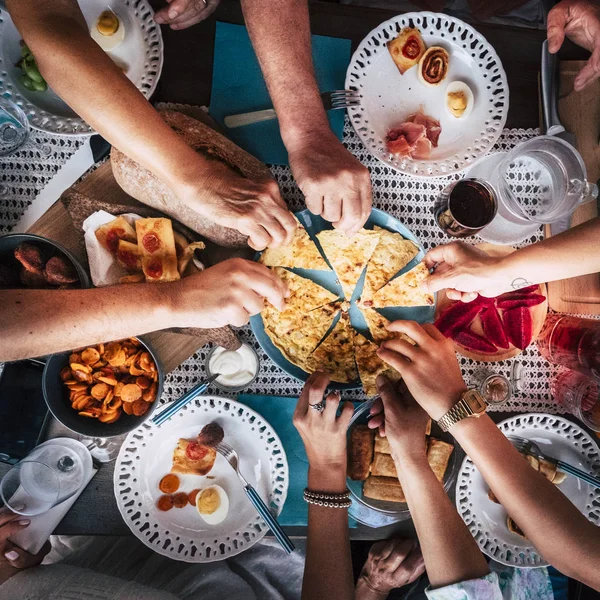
left=366, top=262, right=434, bottom=308
left=354, top=333, right=402, bottom=397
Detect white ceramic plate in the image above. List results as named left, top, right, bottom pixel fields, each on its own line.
left=345, top=12, right=509, bottom=177
left=0, top=0, right=163, bottom=136
left=114, top=396, right=289, bottom=562
left=456, top=413, right=600, bottom=567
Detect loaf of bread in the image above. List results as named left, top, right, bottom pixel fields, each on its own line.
left=363, top=475, right=406, bottom=503
left=111, top=110, right=273, bottom=248
left=348, top=425, right=375, bottom=481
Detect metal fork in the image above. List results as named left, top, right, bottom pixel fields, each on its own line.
left=215, top=441, right=295, bottom=554
left=508, top=435, right=600, bottom=489
left=223, top=89, right=360, bottom=129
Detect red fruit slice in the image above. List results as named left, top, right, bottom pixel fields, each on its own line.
left=496, top=294, right=545, bottom=310
left=480, top=305, right=509, bottom=349
left=454, top=330, right=497, bottom=354
left=434, top=298, right=488, bottom=338
left=503, top=306, right=533, bottom=350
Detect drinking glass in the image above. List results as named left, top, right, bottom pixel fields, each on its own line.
left=433, top=178, right=498, bottom=238
left=537, top=314, right=600, bottom=380
left=0, top=97, right=29, bottom=156
left=471, top=367, right=512, bottom=406
left=552, top=369, right=600, bottom=432
left=0, top=444, right=85, bottom=516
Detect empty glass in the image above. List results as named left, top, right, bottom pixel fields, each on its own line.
left=552, top=369, right=600, bottom=432
left=0, top=97, right=29, bottom=156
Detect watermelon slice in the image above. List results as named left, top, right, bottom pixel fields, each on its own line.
left=453, top=330, right=497, bottom=354
left=503, top=306, right=533, bottom=350
left=480, top=305, right=509, bottom=349
left=434, top=297, right=490, bottom=338
left=496, top=294, right=545, bottom=310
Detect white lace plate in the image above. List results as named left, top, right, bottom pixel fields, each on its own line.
left=456, top=413, right=600, bottom=567
left=0, top=0, right=163, bottom=136
left=345, top=12, right=509, bottom=177
left=114, top=396, right=289, bottom=563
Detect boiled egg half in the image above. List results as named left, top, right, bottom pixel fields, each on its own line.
left=445, top=81, right=474, bottom=120
left=90, top=10, right=125, bottom=52
left=196, top=484, right=229, bottom=525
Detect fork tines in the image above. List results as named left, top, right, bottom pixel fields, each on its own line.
left=326, top=89, right=360, bottom=109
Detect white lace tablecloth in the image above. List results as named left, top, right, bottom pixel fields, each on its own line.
left=0, top=122, right=565, bottom=414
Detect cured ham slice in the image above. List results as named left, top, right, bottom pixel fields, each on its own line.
left=385, top=110, right=442, bottom=160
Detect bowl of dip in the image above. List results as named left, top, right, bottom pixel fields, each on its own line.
left=206, top=343, right=260, bottom=392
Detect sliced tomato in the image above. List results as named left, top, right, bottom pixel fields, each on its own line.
left=185, top=442, right=209, bottom=462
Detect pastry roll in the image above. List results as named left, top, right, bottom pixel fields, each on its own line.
left=348, top=425, right=375, bottom=481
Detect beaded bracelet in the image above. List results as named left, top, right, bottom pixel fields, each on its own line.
left=303, top=488, right=351, bottom=508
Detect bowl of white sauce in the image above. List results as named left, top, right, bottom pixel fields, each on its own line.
left=206, top=343, right=260, bottom=392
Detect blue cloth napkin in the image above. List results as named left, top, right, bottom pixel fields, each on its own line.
left=238, top=394, right=356, bottom=528
left=209, top=22, right=351, bottom=165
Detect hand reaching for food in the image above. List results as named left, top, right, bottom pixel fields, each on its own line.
left=292, top=372, right=354, bottom=472
left=377, top=321, right=467, bottom=421
left=547, top=0, right=600, bottom=91
left=356, top=539, right=425, bottom=599
left=154, top=0, right=220, bottom=29
left=287, top=130, right=372, bottom=235
left=172, top=258, right=289, bottom=328
left=0, top=507, right=50, bottom=583
left=421, top=241, right=511, bottom=301
left=179, top=164, right=297, bottom=251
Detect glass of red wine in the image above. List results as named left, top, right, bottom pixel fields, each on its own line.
left=434, top=178, right=498, bottom=238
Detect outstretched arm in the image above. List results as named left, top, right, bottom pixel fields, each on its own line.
left=0, top=259, right=286, bottom=361
left=369, top=378, right=490, bottom=590
left=378, top=320, right=600, bottom=591
left=240, top=0, right=372, bottom=234
left=6, top=0, right=295, bottom=250
left=422, top=217, right=600, bottom=301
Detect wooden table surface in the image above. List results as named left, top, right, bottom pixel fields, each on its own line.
left=0, top=0, right=592, bottom=541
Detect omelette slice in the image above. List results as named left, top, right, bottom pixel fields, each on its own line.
left=260, top=216, right=328, bottom=270
left=361, top=227, right=419, bottom=303
left=271, top=267, right=338, bottom=313
left=264, top=304, right=339, bottom=370
left=316, top=229, right=380, bottom=299
left=354, top=333, right=402, bottom=397
left=308, top=314, right=358, bottom=383
left=368, top=262, right=434, bottom=308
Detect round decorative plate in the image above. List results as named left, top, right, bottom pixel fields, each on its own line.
left=435, top=244, right=548, bottom=362
left=114, top=396, right=289, bottom=563
left=0, top=0, right=163, bottom=136
left=250, top=207, right=436, bottom=389
left=456, top=413, right=600, bottom=567
left=345, top=12, right=509, bottom=177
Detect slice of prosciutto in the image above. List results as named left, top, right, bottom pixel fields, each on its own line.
left=385, top=110, right=442, bottom=160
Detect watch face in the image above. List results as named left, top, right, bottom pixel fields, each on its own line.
left=464, top=390, right=486, bottom=413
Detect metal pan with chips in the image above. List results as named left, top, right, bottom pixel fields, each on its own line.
left=43, top=336, right=164, bottom=438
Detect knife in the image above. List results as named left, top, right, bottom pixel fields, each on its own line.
left=540, top=39, right=577, bottom=236
left=13, top=134, right=111, bottom=233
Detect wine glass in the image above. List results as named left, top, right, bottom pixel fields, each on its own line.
left=0, top=444, right=85, bottom=516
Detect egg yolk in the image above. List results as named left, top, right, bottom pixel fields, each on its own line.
left=447, top=91, right=467, bottom=118
left=97, top=11, right=120, bottom=36
left=198, top=489, right=220, bottom=515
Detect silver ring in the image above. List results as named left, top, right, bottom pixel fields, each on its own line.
left=309, top=400, right=326, bottom=412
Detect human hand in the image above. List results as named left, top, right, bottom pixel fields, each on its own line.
left=172, top=258, right=288, bottom=328
left=377, top=321, right=467, bottom=421
left=547, top=0, right=600, bottom=91
left=422, top=241, right=514, bottom=302
left=0, top=507, right=50, bottom=575
left=179, top=164, right=297, bottom=251
left=367, top=378, right=429, bottom=466
left=287, top=130, right=372, bottom=235
left=293, top=372, right=354, bottom=471
left=154, top=0, right=220, bottom=29
left=356, top=539, right=425, bottom=600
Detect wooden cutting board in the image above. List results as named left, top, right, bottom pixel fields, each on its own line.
left=26, top=161, right=224, bottom=373
left=543, top=60, right=600, bottom=314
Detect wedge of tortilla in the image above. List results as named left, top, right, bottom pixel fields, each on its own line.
left=308, top=314, right=358, bottom=383
left=354, top=333, right=402, bottom=397
left=316, top=229, right=380, bottom=299
left=264, top=304, right=340, bottom=369
left=361, top=227, right=419, bottom=302
left=260, top=216, right=328, bottom=270
left=271, top=267, right=338, bottom=313
left=368, top=262, right=434, bottom=308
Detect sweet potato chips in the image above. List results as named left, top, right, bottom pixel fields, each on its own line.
left=60, top=337, right=159, bottom=424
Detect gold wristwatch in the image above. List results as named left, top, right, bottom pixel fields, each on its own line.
left=437, top=389, right=487, bottom=432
